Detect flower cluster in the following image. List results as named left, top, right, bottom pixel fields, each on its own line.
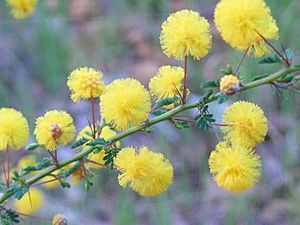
left=209, top=101, right=268, bottom=192
left=3, top=1, right=291, bottom=222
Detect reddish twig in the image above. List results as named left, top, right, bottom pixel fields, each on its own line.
left=235, top=48, right=249, bottom=75
left=254, top=30, right=290, bottom=67
left=91, top=97, right=96, bottom=138
left=182, top=55, right=188, bottom=104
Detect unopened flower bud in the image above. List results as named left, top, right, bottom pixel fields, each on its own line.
left=52, top=214, right=68, bottom=225
left=220, top=75, right=240, bottom=95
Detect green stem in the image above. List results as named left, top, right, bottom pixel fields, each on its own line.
left=0, top=65, right=299, bottom=205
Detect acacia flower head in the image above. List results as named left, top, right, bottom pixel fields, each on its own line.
left=34, top=110, right=76, bottom=151
left=220, top=74, right=240, bottom=94
left=149, top=65, right=186, bottom=108
left=221, top=101, right=268, bottom=148
left=6, top=0, right=37, bottom=19
left=160, top=9, right=212, bottom=60
left=67, top=67, right=105, bottom=102
left=76, top=125, right=120, bottom=169
left=100, top=78, right=151, bottom=130
left=0, top=108, right=29, bottom=151
left=13, top=188, right=44, bottom=214
left=115, top=146, right=174, bottom=197
left=214, top=0, right=279, bottom=57
left=209, top=142, right=261, bottom=192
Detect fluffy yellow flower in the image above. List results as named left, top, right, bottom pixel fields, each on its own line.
left=149, top=65, right=185, bottom=108
left=0, top=108, right=29, bottom=151
left=67, top=67, right=105, bottom=102
left=13, top=188, right=44, bottom=214
left=34, top=110, right=76, bottom=151
left=6, top=0, right=37, bottom=19
left=220, top=75, right=240, bottom=93
left=76, top=125, right=119, bottom=169
left=221, top=101, right=268, bottom=148
left=115, top=146, right=174, bottom=197
left=214, top=0, right=279, bottom=57
left=100, top=78, right=151, bottom=130
left=160, top=9, right=212, bottom=60
left=209, top=142, right=261, bottom=192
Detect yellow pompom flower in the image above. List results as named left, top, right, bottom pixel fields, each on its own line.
left=6, top=0, right=37, bottom=19
left=100, top=78, right=151, bottom=130
left=13, top=188, right=44, bottom=214
left=149, top=65, right=186, bottom=108
left=67, top=67, right=105, bottom=102
left=221, top=101, right=268, bottom=148
left=34, top=110, right=76, bottom=151
left=214, top=0, right=279, bottom=57
left=76, top=125, right=119, bottom=169
left=115, top=146, right=174, bottom=197
left=209, top=142, right=261, bottom=192
left=160, top=9, right=212, bottom=60
left=0, top=108, right=29, bottom=151
left=220, top=75, right=240, bottom=93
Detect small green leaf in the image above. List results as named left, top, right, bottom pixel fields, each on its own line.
left=174, top=121, right=191, bottom=129
left=218, top=93, right=230, bottom=104
left=144, top=127, right=154, bottom=134
left=200, top=80, right=220, bottom=88
left=14, top=185, right=29, bottom=200
left=86, top=138, right=108, bottom=146
left=25, top=143, right=41, bottom=151
left=71, top=137, right=90, bottom=149
left=59, top=180, right=71, bottom=188
left=84, top=131, right=93, bottom=137
left=221, top=64, right=233, bottom=75
left=58, top=162, right=81, bottom=177
left=152, top=109, right=167, bottom=115
left=21, top=158, right=52, bottom=176
left=199, top=90, right=213, bottom=105
left=257, top=53, right=281, bottom=64
left=156, top=96, right=179, bottom=107
left=279, top=74, right=294, bottom=82
left=12, top=170, right=19, bottom=181
left=251, top=74, right=269, bottom=81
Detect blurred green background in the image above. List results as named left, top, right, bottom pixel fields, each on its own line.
left=0, top=0, right=300, bottom=224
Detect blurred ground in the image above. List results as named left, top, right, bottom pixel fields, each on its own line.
left=0, top=0, right=300, bottom=224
